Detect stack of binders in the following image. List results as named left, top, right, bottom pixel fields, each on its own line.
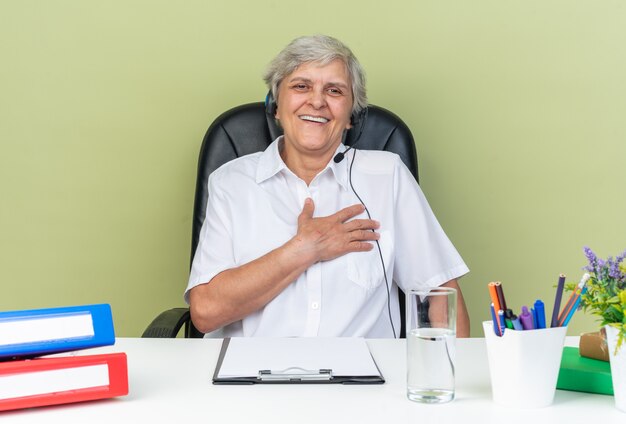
left=0, top=304, right=129, bottom=411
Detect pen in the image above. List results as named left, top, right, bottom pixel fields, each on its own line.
left=534, top=300, right=546, bottom=329
left=550, top=273, right=566, bottom=328
left=490, top=303, right=501, bottom=336
left=498, top=310, right=506, bottom=335
left=520, top=306, right=534, bottom=330
left=511, top=316, right=523, bottom=330
left=562, top=286, right=587, bottom=326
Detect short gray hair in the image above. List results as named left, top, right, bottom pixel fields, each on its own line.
left=263, top=35, right=367, bottom=116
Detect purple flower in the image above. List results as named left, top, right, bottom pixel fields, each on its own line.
left=583, top=246, right=597, bottom=263
left=608, top=250, right=626, bottom=282
left=583, top=246, right=599, bottom=274
left=583, top=247, right=626, bottom=292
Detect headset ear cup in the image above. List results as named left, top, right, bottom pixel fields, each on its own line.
left=265, top=91, right=277, bottom=117
left=350, top=107, right=368, bottom=132
left=350, top=112, right=358, bottom=127
left=351, top=108, right=367, bottom=126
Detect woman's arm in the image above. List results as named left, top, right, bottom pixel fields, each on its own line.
left=427, top=279, right=471, bottom=338
left=189, top=199, right=380, bottom=333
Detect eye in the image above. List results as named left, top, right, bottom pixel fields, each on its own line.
left=327, top=87, right=343, bottom=96
left=292, top=83, right=308, bottom=91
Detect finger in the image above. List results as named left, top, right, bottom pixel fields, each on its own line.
left=298, top=198, right=315, bottom=225
left=334, top=203, right=366, bottom=223
left=348, top=230, right=381, bottom=242
left=348, top=241, right=376, bottom=252
left=344, top=218, right=380, bottom=232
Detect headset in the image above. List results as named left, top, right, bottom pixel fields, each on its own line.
left=265, top=90, right=397, bottom=338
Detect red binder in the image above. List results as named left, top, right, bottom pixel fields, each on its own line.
left=0, top=352, right=128, bottom=411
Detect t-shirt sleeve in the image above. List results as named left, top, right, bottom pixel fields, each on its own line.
left=392, top=158, right=469, bottom=291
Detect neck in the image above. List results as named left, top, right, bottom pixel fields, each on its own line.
left=279, top=141, right=339, bottom=186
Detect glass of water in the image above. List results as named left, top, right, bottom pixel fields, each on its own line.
left=406, top=286, right=457, bottom=404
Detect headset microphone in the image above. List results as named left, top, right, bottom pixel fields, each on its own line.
left=333, top=147, right=352, bottom=163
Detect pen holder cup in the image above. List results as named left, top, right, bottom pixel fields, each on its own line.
left=482, top=321, right=567, bottom=408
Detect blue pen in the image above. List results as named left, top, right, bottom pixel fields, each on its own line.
left=562, top=287, right=587, bottom=326
left=498, top=310, right=506, bottom=335
left=511, top=316, right=523, bottom=330
left=534, top=300, right=546, bottom=329
left=490, top=303, right=501, bottom=336
left=531, top=307, right=537, bottom=329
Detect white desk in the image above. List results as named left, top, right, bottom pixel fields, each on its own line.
left=1, top=337, right=621, bottom=423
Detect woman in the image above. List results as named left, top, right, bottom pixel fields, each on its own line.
left=186, top=35, right=470, bottom=337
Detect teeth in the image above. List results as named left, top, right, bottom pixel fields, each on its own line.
left=300, top=115, right=329, bottom=123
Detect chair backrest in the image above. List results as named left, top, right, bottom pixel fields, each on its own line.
left=189, top=102, right=418, bottom=338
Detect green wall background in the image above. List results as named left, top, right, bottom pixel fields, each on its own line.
left=1, top=1, right=624, bottom=337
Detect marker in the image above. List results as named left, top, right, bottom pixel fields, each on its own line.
left=504, top=309, right=515, bottom=329
left=550, top=273, right=566, bottom=328
left=505, top=318, right=514, bottom=330
left=534, top=300, right=546, bottom=329
left=520, top=306, right=534, bottom=330
left=531, top=307, right=537, bottom=329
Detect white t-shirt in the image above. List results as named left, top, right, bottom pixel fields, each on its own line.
left=185, top=137, right=469, bottom=338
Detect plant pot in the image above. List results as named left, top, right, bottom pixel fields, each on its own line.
left=605, top=325, right=626, bottom=413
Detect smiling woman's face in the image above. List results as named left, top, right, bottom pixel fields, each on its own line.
left=275, top=59, right=353, bottom=160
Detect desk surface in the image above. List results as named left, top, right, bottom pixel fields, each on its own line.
left=1, top=337, right=621, bottom=423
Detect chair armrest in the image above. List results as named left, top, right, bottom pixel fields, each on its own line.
left=142, top=308, right=191, bottom=338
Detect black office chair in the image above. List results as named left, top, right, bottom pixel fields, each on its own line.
left=142, top=101, right=418, bottom=338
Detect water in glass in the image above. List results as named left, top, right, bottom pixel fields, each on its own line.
left=407, top=327, right=455, bottom=403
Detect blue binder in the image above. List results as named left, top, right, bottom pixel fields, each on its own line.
left=0, top=304, right=115, bottom=359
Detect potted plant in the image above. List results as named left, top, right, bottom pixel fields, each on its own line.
left=576, top=246, right=626, bottom=412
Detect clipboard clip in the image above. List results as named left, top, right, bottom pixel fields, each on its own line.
left=258, top=367, right=333, bottom=382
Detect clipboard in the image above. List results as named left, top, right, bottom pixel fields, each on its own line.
left=212, top=337, right=385, bottom=385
